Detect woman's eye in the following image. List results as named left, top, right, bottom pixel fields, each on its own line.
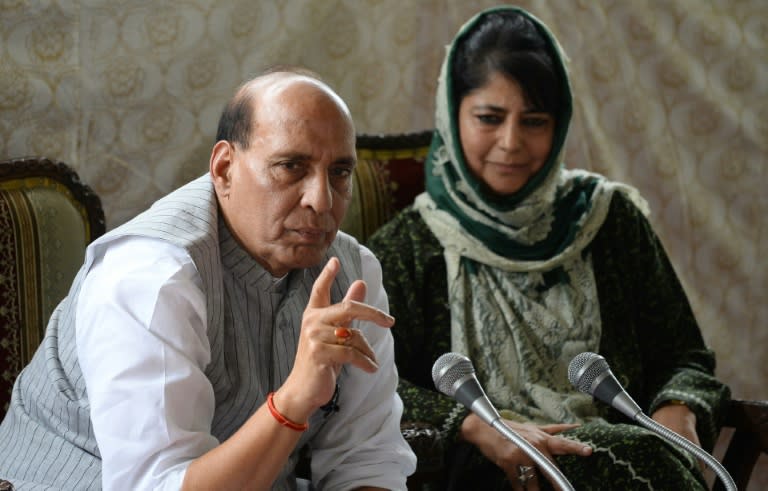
left=523, top=116, right=552, bottom=128
left=477, top=114, right=503, bottom=125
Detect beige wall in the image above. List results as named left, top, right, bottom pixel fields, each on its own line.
left=1, top=0, right=765, bottom=486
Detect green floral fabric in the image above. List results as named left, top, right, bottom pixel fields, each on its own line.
left=444, top=422, right=706, bottom=490
left=367, top=192, right=730, bottom=489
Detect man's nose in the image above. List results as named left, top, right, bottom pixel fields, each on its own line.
left=301, top=173, right=333, bottom=213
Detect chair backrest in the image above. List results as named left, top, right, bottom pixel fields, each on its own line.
left=714, top=399, right=768, bottom=491
left=0, top=157, right=105, bottom=414
left=341, top=130, right=432, bottom=243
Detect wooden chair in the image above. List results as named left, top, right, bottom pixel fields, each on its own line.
left=351, top=130, right=768, bottom=490
left=714, top=399, right=768, bottom=490
left=0, top=156, right=105, bottom=415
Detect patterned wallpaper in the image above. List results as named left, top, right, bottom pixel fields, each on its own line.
left=1, top=0, right=766, bottom=486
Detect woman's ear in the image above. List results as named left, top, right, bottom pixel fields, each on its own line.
left=210, top=140, right=234, bottom=198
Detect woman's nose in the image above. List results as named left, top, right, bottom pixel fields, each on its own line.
left=498, top=123, right=522, bottom=152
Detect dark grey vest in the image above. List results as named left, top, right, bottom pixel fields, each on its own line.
left=0, top=175, right=362, bottom=490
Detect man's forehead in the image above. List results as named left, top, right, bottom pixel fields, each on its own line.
left=245, top=73, right=348, bottom=112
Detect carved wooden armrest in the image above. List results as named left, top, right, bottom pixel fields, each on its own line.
left=401, top=421, right=445, bottom=489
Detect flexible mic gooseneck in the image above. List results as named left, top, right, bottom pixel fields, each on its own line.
left=567, top=352, right=736, bottom=491
left=432, top=352, right=574, bottom=491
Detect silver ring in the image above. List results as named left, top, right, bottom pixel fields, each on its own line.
left=517, top=464, right=536, bottom=485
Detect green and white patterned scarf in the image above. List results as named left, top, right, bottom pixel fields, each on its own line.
left=415, top=6, right=647, bottom=424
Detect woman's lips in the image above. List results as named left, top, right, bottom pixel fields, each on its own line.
left=488, top=161, right=529, bottom=173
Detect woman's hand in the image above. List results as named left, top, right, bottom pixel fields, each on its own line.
left=651, top=403, right=700, bottom=446
left=652, top=403, right=702, bottom=469
left=459, top=413, right=592, bottom=490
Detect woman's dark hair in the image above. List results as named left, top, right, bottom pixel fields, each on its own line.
left=452, top=11, right=562, bottom=115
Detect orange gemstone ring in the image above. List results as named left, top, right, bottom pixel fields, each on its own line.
left=334, top=326, right=352, bottom=345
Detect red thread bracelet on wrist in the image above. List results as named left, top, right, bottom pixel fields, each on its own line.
left=267, top=392, right=309, bottom=432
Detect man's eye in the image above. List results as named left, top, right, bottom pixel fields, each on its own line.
left=332, top=167, right=353, bottom=179
left=279, top=161, right=304, bottom=172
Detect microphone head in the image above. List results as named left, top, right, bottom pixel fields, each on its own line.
left=432, top=352, right=474, bottom=397
left=432, top=352, right=502, bottom=425
left=568, top=351, right=643, bottom=421
left=567, top=351, right=609, bottom=394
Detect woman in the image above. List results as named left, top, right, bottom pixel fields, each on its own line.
left=367, top=6, right=730, bottom=490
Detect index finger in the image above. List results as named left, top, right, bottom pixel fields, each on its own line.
left=539, top=423, right=580, bottom=435
left=521, top=424, right=592, bottom=461
left=543, top=429, right=593, bottom=457
left=326, top=299, right=395, bottom=329
left=307, top=257, right=340, bottom=309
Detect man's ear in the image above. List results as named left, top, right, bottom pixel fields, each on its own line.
left=210, top=140, right=234, bottom=197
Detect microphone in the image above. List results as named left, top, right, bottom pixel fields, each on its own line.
left=567, top=352, right=736, bottom=491
left=432, top=352, right=574, bottom=491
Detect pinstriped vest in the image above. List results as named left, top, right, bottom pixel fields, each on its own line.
left=0, top=174, right=362, bottom=490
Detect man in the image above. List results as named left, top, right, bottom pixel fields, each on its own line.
left=0, top=69, right=416, bottom=490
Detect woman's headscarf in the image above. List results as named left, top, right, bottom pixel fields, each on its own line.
left=414, top=6, right=647, bottom=423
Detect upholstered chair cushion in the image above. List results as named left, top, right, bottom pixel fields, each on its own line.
left=0, top=157, right=105, bottom=414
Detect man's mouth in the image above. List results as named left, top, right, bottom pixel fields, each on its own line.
left=293, top=228, right=329, bottom=242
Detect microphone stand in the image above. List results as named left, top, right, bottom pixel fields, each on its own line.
left=633, top=413, right=736, bottom=491
left=595, top=370, right=736, bottom=490
left=569, top=352, right=736, bottom=491
left=437, top=354, right=575, bottom=491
